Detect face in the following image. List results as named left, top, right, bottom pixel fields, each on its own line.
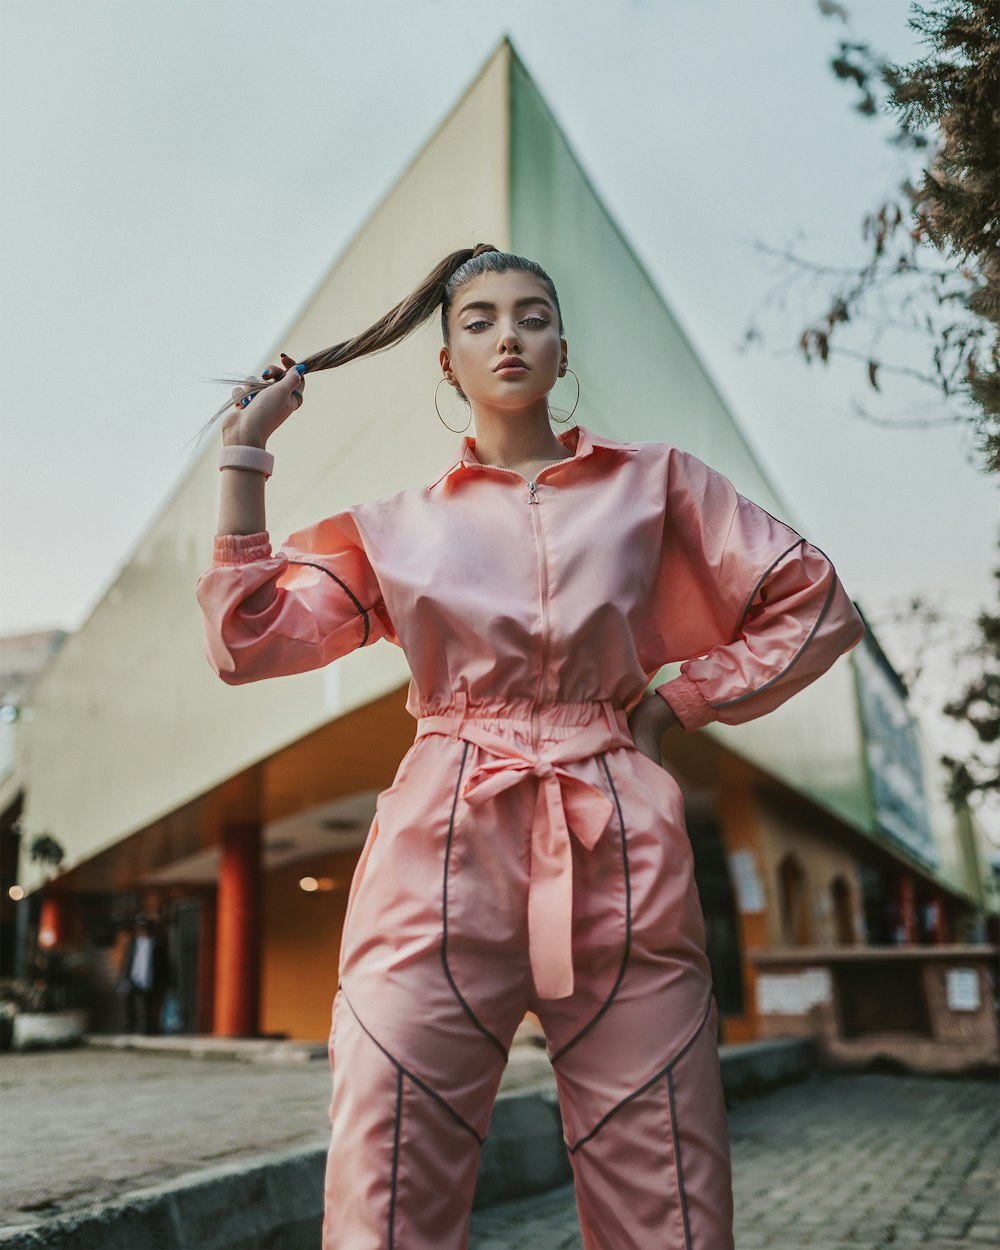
left=440, top=269, right=568, bottom=412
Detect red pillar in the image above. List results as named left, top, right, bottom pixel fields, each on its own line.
left=213, top=821, right=261, bottom=1037
left=37, top=895, right=72, bottom=948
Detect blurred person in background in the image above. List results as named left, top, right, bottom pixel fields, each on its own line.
left=117, top=913, right=168, bottom=1035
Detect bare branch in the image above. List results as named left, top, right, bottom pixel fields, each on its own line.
left=846, top=396, right=965, bottom=429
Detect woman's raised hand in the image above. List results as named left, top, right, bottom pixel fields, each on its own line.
left=221, top=352, right=307, bottom=448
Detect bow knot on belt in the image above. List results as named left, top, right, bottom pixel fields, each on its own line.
left=416, top=701, right=635, bottom=1001
left=460, top=752, right=612, bottom=854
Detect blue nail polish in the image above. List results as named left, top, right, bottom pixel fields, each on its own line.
left=262, top=369, right=271, bottom=378
left=295, top=362, right=306, bottom=375
left=240, top=397, right=249, bottom=407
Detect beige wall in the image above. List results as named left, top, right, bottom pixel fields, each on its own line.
left=17, top=45, right=512, bottom=892
left=506, top=53, right=873, bottom=837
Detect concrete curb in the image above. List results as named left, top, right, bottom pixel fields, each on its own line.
left=0, top=1039, right=817, bottom=1249
left=718, top=1036, right=819, bottom=1102
left=82, top=1034, right=328, bottom=1065
left=0, top=1146, right=327, bottom=1250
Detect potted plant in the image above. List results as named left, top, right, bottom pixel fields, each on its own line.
left=0, top=946, right=94, bottom=1051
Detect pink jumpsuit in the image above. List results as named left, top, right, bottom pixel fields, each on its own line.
left=195, top=422, right=864, bottom=1250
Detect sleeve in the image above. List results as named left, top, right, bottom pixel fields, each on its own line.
left=193, top=509, right=398, bottom=686
left=652, top=447, right=865, bottom=731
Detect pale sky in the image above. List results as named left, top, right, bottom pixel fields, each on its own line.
left=2, top=1, right=996, bottom=756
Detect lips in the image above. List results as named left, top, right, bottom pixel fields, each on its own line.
left=494, top=358, right=528, bottom=372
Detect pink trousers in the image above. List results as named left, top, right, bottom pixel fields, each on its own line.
left=322, top=698, right=734, bottom=1250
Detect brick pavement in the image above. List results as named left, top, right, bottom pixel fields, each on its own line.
left=468, top=1071, right=1000, bottom=1250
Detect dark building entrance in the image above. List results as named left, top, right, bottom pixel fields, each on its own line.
left=687, top=812, right=745, bottom=1019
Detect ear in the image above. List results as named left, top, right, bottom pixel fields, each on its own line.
left=439, top=347, right=455, bottom=380
left=560, top=336, right=569, bottom=374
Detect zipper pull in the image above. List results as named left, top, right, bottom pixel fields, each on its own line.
left=528, top=480, right=539, bottom=505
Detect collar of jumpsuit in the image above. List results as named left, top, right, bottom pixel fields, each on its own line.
left=424, top=419, right=632, bottom=490
left=420, top=422, right=642, bottom=1000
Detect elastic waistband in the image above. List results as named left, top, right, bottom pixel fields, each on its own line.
left=415, top=693, right=628, bottom=741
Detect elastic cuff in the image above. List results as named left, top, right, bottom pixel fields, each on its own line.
left=654, top=673, right=717, bottom=732
left=212, top=531, right=273, bottom=566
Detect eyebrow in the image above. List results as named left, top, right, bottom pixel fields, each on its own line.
left=457, top=296, right=554, bottom=316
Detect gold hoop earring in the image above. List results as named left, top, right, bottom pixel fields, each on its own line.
left=434, top=376, right=472, bottom=433
left=548, top=367, right=580, bottom=424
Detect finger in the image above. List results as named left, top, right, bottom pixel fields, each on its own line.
left=278, top=365, right=305, bottom=393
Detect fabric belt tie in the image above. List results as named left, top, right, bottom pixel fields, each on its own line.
left=416, top=699, right=635, bottom=1000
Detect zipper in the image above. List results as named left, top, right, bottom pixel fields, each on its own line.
left=529, top=486, right=551, bottom=752
left=469, top=458, right=567, bottom=502
left=470, top=459, right=567, bottom=750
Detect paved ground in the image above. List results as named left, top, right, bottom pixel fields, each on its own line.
left=0, top=1048, right=329, bottom=1224
left=0, top=1040, right=554, bottom=1226
left=3, top=1047, right=996, bottom=1248
left=468, top=1071, right=1000, bottom=1250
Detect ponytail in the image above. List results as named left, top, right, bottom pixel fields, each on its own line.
left=194, top=243, right=563, bottom=440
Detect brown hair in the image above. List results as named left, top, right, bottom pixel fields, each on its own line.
left=195, top=243, right=565, bottom=440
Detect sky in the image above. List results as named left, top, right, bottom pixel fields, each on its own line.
left=1, top=0, right=996, bottom=804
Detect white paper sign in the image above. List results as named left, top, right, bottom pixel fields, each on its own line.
left=945, top=968, right=980, bottom=1012
left=757, top=969, right=833, bottom=1015
left=727, top=849, right=765, bottom=914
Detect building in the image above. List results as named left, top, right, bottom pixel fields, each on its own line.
left=1, top=38, right=991, bottom=1044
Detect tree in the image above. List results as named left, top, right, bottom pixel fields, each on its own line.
left=744, top=0, right=999, bottom=469
left=745, top=0, right=999, bottom=810
left=941, top=545, right=1000, bottom=806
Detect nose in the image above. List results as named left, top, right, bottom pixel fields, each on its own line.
left=497, top=320, right=522, bottom=353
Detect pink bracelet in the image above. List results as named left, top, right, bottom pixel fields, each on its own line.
left=219, top=445, right=275, bottom=479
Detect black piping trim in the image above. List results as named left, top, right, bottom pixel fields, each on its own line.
left=732, top=538, right=804, bottom=636
left=388, top=1067, right=402, bottom=1250
left=284, top=559, right=371, bottom=647
left=713, top=552, right=838, bottom=709
left=748, top=499, right=806, bottom=542
left=441, top=740, right=509, bottom=1061
left=549, top=752, right=631, bottom=1065
left=340, top=987, right=485, bottom=1144
left=667, top=1067, right=693, bottom=1250
left=567, top=989, right=714, bottom=1153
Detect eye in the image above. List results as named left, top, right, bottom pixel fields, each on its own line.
left=462, top=314, right=551, bottom=331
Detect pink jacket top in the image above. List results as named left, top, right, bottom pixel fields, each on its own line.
left=195, top=423, right=864, bottom=729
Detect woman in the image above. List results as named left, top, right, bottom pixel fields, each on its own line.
left=195, top=244, right=864, bottom=1250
